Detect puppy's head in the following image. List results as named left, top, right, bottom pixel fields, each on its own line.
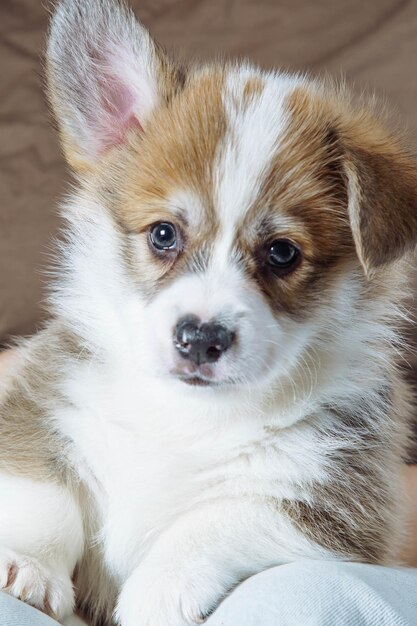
left=47, top=0, right=417, bottom=392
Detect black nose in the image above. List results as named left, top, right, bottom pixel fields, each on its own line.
left=174, top=316, right=234, bottom=365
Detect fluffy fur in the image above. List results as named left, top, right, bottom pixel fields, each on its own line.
left=0, top=0, right=416, bottom=624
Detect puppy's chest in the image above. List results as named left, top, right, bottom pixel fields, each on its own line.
left=91, top=428, right=288, bottom=575
left=62, top=373, right=327, bottom=576
left=76, top=417, right=322, bottom=569
left=80, top=416, right=276, bottom=519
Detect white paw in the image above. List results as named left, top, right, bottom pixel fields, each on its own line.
left=0, top=547, right=74, bottom=619
left=116, top=566, right=220, bottom=626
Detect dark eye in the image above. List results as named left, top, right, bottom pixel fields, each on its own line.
left=150, top=222, right=177, bottom=251
left=267, top=239, right=299, bottom=270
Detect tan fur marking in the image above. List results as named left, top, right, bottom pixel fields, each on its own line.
left=242, top=77, right=264, bottom=106
left=281, top=371, right=411, bottom=565
left=91, top=70, right=228, bottom=294
left=0, top=325, right=88, bottom=484
left=286, top=86, right=417, bottom=272
left=281, top=496, right=386, bottom=563
left=117, top=69, right=227, bottom=231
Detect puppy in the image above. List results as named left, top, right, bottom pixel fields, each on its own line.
left=0, top=0, right=416, bottom=624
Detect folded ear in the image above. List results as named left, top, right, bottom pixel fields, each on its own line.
left=46, top=0, right=184, bottom=171
left=341, top=127, right=417, bottom=272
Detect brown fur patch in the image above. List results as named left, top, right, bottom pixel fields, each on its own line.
left=0, top=324, right=89, bottom=483
left=117, top=68, right=227, bottom=228
left=242, top=77, right=264, bottom=106
left=280, top=370, right=412, bottom=565
left=281, top=494, right=387, bottom=563
left=285, top=85, right=417, bottom=272
left=92, top=69, right=229, bottom=297
left=346, top=145, right=417, bottom=270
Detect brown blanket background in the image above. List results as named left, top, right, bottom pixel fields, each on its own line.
left=1, top=1, right=417, bottom=427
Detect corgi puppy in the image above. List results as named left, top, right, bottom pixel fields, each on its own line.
left=0, top=0, right=416, bottom=624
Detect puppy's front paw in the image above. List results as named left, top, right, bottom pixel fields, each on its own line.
left=0, top=547, right=74, bottom=619
left=116, top=566, right=219, bottom=626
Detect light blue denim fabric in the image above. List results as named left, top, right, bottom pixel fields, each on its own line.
left=2, top=561, right=417, bottom=625
left=206, top=561, right=417, bottom=626
left=0, top=592, right=58, bottom=625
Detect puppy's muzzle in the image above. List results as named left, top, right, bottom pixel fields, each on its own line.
left=174, top=316, right=234, bottom=365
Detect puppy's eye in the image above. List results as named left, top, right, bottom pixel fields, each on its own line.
left=267, top=240, right=299, bottom=270
left=150, top=222, right=177, bottom=251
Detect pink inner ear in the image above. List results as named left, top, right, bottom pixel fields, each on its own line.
left=93, top=74, right=143, bottom=154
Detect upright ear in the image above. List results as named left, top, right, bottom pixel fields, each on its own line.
left=46, top=0, right=184, bottom=171
left=341, top=124, right=417, bottom=272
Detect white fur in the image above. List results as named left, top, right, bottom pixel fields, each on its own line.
left=0, top=475, right=83, bottom=618
left=216, top=69, right=302, bottom=231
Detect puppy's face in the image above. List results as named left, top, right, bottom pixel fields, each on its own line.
left=48, top=0, right=417, bottom=392
left=108, top=73, right=355, bottom=389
